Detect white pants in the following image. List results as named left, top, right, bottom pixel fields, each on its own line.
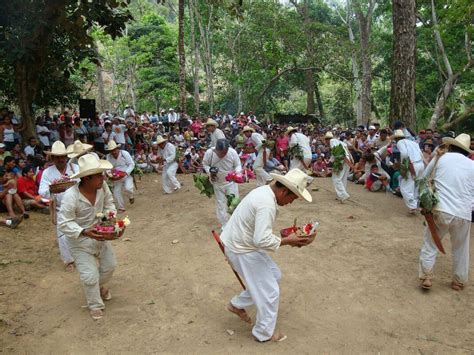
left=400, top=161, right=424, bottom=210
left=290, top=157, right=311, bottom=171
left=113, top=176, right=134, bottom=210
left=331, top=163, right=350, bottom=201
left=214, top=182, right=238, bottom=227
left=162, top=162, right=181, bottom=194
left=254, top=167, right=272, bottom=187
left=419, top=211, right=471, bottom=284
left=66, top=237, right=116, bottom=310
left=225, top=249, right=281, bottom=342
left=57, top=225, right=74, bottom=264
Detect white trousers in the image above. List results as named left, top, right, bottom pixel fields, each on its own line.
left=66, top=238, right=116, bottom=310
left=225, top=249, right=281, bottom=342
left=400, top=161, right=424, bottom=210
left=214, top=182, right=238, bottom=227
left=162, top=162, right=180, bottom=193
left=290, top=157, right=311, bottom=171
left=57, top=226, right=74, bottom=264
left=113, top=176, right=134, bottom=210
left=331, top=163, right=350, bottom=201
left=254, top=167, right=272, bottom=187
left=419, top=211, right=471, bottom=284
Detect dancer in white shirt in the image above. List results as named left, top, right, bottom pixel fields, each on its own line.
left=242, top=126, right=272, bottom=186
left=156, top=135, right=181, bottom=194
left=286, top=126, right=312, bottom=171
left=206, top=118, right=226, bottom=148
left=105, top=141, right=135, bottom=212
left=221, top=169, right=315, bottom=342
left=203, top=139, right=241, bottom=227
left=418, top=133, right=474, bottom=290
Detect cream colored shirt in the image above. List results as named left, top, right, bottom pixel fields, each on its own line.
left=210, top=128, right=226, bottom=148
left=203, top=147, right=241, bottom=185
left=221, top=185, right=280, bottom=254
left=290, top=132, right=312, bottom=159
left=58, top=182, right=116, bottom=240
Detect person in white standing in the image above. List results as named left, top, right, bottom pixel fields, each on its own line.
left=324, top=131, right=354, bottom=202
left=286, top=126, right=312, bottom=171
left=156, top=135, right=181, bottom=194
left=105, top=141, right=135, bottom=212
left=111, top=117, right=127, bottom=147
left=38, top=141, right=78, bottom=271
left=206, top=118, right=226, bottom=148
left=393, top=129, right=425, bottom=214
left=243, top=126, right=272, bottom=186
left=221, top=169, right=315, bottom=342
left=418, top=133, right=474, bottom=291
left=203, top=139, right=241, bottom=227
left=58, top=154, right=118, bottom=320
left=168, top=108, right=179, bottom=131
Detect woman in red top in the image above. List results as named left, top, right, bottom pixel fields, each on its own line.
left=17, top=166, right=49, bottom=213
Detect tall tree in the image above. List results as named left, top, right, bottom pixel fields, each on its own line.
left=178, top=0, right=187, bottom=112
left=389, top=0, right=417, bottom=128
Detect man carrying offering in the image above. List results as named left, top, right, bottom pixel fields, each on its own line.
left=242, top=125, right=272, bottom=186
left=221, top=169, right=315, bottom=342
left=156, top=135, right=181, bottom=194
left=58, top=154, right=119, bottom=320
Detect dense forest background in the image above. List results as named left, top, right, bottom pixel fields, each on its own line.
left=0, top=0, right=472, bottom=135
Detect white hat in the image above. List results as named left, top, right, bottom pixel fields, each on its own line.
left=392, top=129, right=405, bottom=139
left=66, top=140, right=93, bottom=158
left=105, top=141, right=121, bottom=151
left=44, top=141, right=68, bottom=156
left=240, top=112, right=245, bottom=115
left=285, top=126, right=297, bottom=135
left=270, top=169, right=312, bottom=202
left=369, top=125, right=376, bottom=130
left=242, top=125, right=255, bottom=133
left=156, top=135, right=167, bottom=145
left=442, top=133, right=472, bottom=154
left=205, top=118, right=218, bottom=127
left=0, top=143, right=5, bottom=149
left=169, top=108, right=174, bottom=111
left=70, top=154, right=113, bottom=179
left=324, top=131, right=334, bottom=139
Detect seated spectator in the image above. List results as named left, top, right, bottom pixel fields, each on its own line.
left=24, top=137, right=42, bottom=158
left=390, top=161, right=402, bottom=197
left=365, top=164, right=391, bottom=192
left=312, top=154, right=331, bottom=177
left=4, top=156, right=22, bottom=178
left=0, top=143, right=10, bottom=166
left=17, top=166, right=49, bottom=213
left=0, top=169, right=28, bottom=219
left=10, top=143, right=27, bottom=161
left=264, top=150, right=287, bottom=174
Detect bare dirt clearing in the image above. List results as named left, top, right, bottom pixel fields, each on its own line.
left=1, top=174, right=473, bottom=353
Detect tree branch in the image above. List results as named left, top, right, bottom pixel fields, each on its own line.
left=441, top=106, right=474, bottom=130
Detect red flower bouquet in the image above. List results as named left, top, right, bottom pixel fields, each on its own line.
left=280, top=222, right=319, bottom=238
left=108, top=168, right=127, bottom=180
left=94, top=211, right=130, bottom=239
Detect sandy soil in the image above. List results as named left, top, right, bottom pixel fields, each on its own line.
left=1, top=174, right=473, bottom=354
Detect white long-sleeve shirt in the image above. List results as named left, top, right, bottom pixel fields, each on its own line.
left=58, top=182, right=116, bottom=240
left=158, top=142, right=177, bottom=165
left=210, top=128, right=226, bottom=148
left=38, top=163, right=78, bottom=208
left=422, top=152, right=474, bottom=221
left=221, top=185, right=280, bottom=253
left=203, top=147, right=241, bottom=185
left=251, top=132, right=265, bottom=150
left=289, top=132, right=312, bottom=159
left=106, top=150, right=134, bottom=175
left=397, top=139, right=423, bottom=164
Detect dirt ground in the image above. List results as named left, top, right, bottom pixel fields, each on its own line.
left=1, top=173, right=473, bottom=354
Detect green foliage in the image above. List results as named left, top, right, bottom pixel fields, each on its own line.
left=330, top=144, right=346, bottom=174
left=193, top=173, right=214, bottom=198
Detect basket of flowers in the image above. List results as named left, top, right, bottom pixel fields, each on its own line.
left=225, top=169, right=256, bottom=184
left=280, top=220, right=319, bottom=238
left=49, top=176, right=76, bottom=194
left=94, top=211, right=130, bottom=239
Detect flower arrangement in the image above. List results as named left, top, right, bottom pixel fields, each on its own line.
left=94, top=211, right=130, bottom=238
left=280, top=221, right=319, bottom=238
left=225, top=169, right=255, bottom=183
left=108, top=168, right=127, bottom=179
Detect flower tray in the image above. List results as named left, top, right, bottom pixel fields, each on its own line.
left=49, top=181, right=76, bottom=194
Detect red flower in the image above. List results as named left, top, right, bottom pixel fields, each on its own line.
left=117, top=220, right=125, bottom=228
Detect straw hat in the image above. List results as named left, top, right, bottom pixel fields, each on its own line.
left=44, top=141, right=68, bottom=156
left=156, top=135, right=167, bottom=145
left=242, top=125, right=255, bottom=133
left=205, top=118, right=218, bottom=127
left=442, top=133, right=472, bottom=154
left=324, top=131, right=334, bottom=139
left=286, top=126, right=297, bottom=135
left=392, top=129, right=405, bottom=139
left=66, top=140, right=93, bottom=159
left=270, top=169, right=312, bottom=202
left=105, top=141, right=121, bottom=151
left=70, top=154, right=113, bottom=179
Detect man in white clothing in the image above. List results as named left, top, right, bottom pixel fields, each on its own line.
left=418, top=133, right=474, bottom=291
left=393, top=129, right=425, bottom=214
left=156, top=135, right=181, bottom=194
left=58, top=154, right=118, bottom=320
left=324, top=131, right=354, bottom=202
left=243, top=126, right=272, bottom=186
left=39, top=141, right=78, bottom=270
left=287, top=126, right=312, bottom=171
left=168, top=108, right=179, bottom=131
left=221, top=169, right=315, bottom=342
left=203, top=139, right=241, bottom=226
left=206, top=118, right=226, bottom=148
left=111, top=117, right=127, bottom=146
left=105, top=141, right=135, bottom=212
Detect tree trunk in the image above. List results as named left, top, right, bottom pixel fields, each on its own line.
left=356, top=11, right=372, bottom=126
left=305, top=69, right=316, bottom=114
left=389, top=0, right=417, bottom=129
left=96, top=65, right=105, bottom=112
left=189, top=0, right=200, bottom=114
left=15, top=63, right=37, bottom=140
left=314, top=79, right=324, bottom=118
left=428, top=73, right=459, bottom=129
left=178, top=0, right=186, bottom=113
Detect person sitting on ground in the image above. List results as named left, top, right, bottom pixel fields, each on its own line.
left=0, top=169, right=29, bottom=219
left=365, top=164, right=390, bottom=192
left=312, top=154, right=330, bottom=177
left=17, top=165, right=50, bottom=213
left=264, top=150, right=286, bottom=174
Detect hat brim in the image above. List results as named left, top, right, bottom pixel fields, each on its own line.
left=44, top=150, right=68, bottom=156
left=67, top=144, right=93, bottom=158
left=442, top=137, right=473, bottom=154
left=105, top=143, right=121, bottom=151
left=70, top=160, right=113, bottom=179
left=242, top=128, right=255, bottom=133
left=286, top=128, right=297, bottom=135
left=270, top=173, right=312, bottom=202
left=156, top=139, right=168, bottom=145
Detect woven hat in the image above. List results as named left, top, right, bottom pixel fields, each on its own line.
left=286, top=126, right=297, bottom=135
left=392, top=129, right=405, bottom=139
left=44, top=141, right=68, bottom=156
left=242, top=125, right=255, bottom=133
left=324, top=131, right=334, bottom=139
left=105, top=141, right=121, bottom=151
left=270, top=169, right=312, bottom=202
left=66, top=140, right=93, bottom=159
left=442, top=133, right=472, bottom=154
left=156, top=135, right=167, bottom=145
left=205, top=118, right=218, bottom=127
left=70, top=154, right=113, bottom=179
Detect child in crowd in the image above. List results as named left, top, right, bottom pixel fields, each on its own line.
left=0, top=169, right=29, bottom=219
left=365, top=164, right=390, bottom=192
left=312, top=154, right=331, bottom=177
left=17, top=166, right=50, bottom=213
